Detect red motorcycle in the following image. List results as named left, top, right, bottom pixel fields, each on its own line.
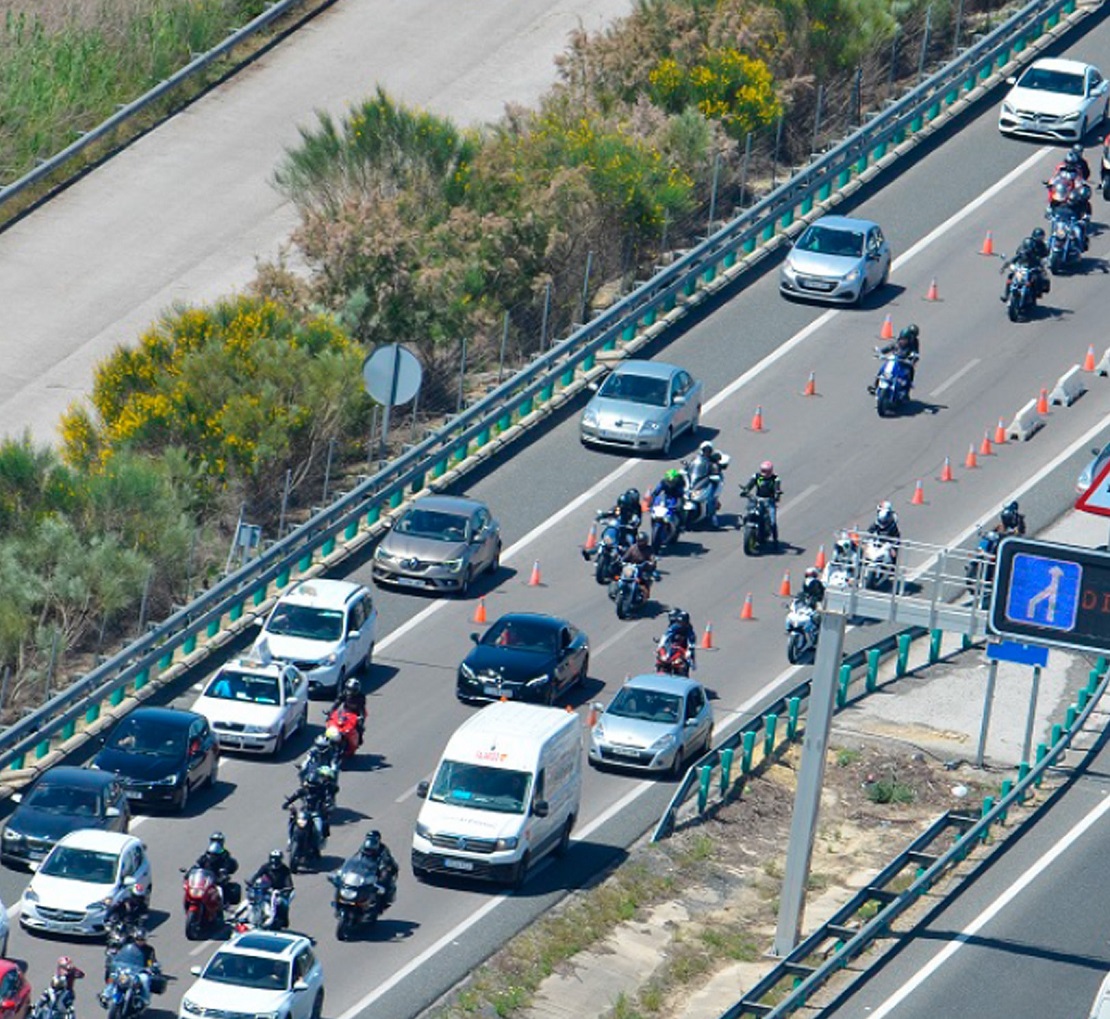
left=180, top=865, right=225, bottom=940
left=654, top=637, right=693, bottom=677
left=324, top=706, right=361, bottom=765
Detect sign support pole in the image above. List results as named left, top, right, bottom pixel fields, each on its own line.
left=976, top=658, right=998, bottom=768
left=1021, top=665, right=1042, bottom=764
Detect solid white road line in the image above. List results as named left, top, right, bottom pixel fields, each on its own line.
left=779, top=483, right=820, bottom=516
left=865, top=790, right=1110, bottom=1019
left=929, top=358, right=981, bottom=398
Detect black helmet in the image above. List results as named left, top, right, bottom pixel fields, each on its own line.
left=1031, top=227, right=1046, bottom=243
left=344, top=677, right=361, bottom=696
left=269, top=849, right=283, bottom=866
left=618, top=488, right=640, bottom=513
left=132, top=927, right=147, bottom=943
left=208, top=832, right=225, bottom=852
left=1066, top=149, right=1081, bottom=167
left=361, top=830, right=382, bottom=855
left=899, top=324, right=919, bottom=343
left=1001, top=501, right=1020, bottom=528
left=668, top=607, right=689, bottom=626
left=636, top=531, right=650, bottom=548
left=1072, top=142, right=1085, bottom=156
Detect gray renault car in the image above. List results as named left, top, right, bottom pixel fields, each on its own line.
left=779, top=215, right=891, bottom=304
left=373, top=494, right=501, bottom=596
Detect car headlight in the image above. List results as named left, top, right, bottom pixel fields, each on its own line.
left=258, top=1012, right=281, bottom=1019
left=526, top=673, right=552, bottom=687
left=3, top=828, right=21, bottom=841
left=1061, top=110, right=1081, bottom=122
left=650, top=733, right=678, bottom=752
left=460, top=663, right=476, bottom=680
left=843, top=269, right=860, bottom=283
left=22, top=889, right=38, bottom=904
left=415, top=821, right=433, bottom=840
left=442, top=558, right=464, bottom=572
left=155, top=773, right=179, bottom=785
left=582, top=409, right=598, bottom=427
left=640, top=420, right=661, bottom=433
left=1001, top=101, right=1015, bottom=115
left=782, top=261, right=799, bottom=280
left=592, top=720, right=606, bottom=740
left=324, top=651, right=339, bottom=666
left=87, top=898, right=109, bottom=911
left=495, top=836, right=519, bottom=850
left=375, top=546, right=394, bottom=563
left=181, top=999, right=202, bottom=1016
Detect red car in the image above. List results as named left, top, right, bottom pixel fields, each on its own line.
left=0, top=961, right=31, bottom=1019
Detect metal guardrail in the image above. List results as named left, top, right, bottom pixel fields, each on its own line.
left=0, top=0, right=1086, bottom=779
left=718, top=661, right=1110, bottom=1019
left=0, top=0, right=311, bottom=213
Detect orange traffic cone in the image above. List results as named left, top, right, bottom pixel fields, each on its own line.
left=925, top=278, right=940, bottom=301
left=700, top=622, right=714, bottom=650
left=740, top=593, right=754, bottom=621
left=980, top=231, right=994, bottom=256
left=641, top=492, right=651, bottom=513
left=473, top=597, right=487, bottom=624
left=586, top=703, right=599, bottom=728
left=802, top=372, right=817, bottom=397
left=815, top=544, right=827, bottom=570
left=880, top=314, right=894, bottom=340
left=1085, top=345, right=1097, bottom=372
left=911, top=480, right=925, bottom=505
left=778, top=571, right=792, bottom=597
left=939, top=457, right=954, bottom=482
left=528, top=560, right=542, bottom=586
left=965, top=444, right=979, bottom=469
left=1036, top=387, right=1049, bottom=415
left=584, top=523, right=598, bottom=553
left=994, top=418, right=1007, bottom=445
left=750, top=406, right=764, bottom=432
left=979, top=431, right=993, bottom=457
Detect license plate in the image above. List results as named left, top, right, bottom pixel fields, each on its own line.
left=396, top=576, right=425, bottom=587
left=124, top=790, right=144, bottom=800
left=610, top=746, right=641, bottom=758
left=602, top=430, right=633, bottom=440
left=443, top=858, right=474, bottom=871
left=483, top=684, right=508, bottom=698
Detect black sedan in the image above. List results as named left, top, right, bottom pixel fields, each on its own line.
left=0, top=767, right=129, bottom=869
left=456, top=613, right=589, bottom=705
left=91, top=706, right=220, bottom=811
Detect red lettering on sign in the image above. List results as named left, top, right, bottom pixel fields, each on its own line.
left=1083, top=589, right=1097, bottom=610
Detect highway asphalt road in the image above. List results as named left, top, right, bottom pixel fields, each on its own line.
left=7, top=15, right=1110, bottom=1019
left=0, top=0, right=633, bottom=445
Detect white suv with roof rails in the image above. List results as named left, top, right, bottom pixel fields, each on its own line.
left=252, top=579, right=377, bottom=696
left=180, top=929, right=324, bottom=1019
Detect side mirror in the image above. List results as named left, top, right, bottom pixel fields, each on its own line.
left=10, top=793, right=21, bottom=804
left=105, top=807, right=121, bottom=819
left=469, top=632, right=479, bottom=644
left=1005, top=75, right=1016, bottom=85
left=190, top=966, right=202, bottom=977
left=532, top=799, right=549, bottom=818
left=123, top=876, right=136, bottom=888
left=672, top=394, right=687, bottom=406
left=587, top=381, right=599, bottom=392
left=347, top=628, right=361, bottom=642
left=254, top=617, right=265, bottom=628
left=327, top=873, right=340, bottom=887
left=293, top=980, right=310, bottom=992
left=382, top=518, right=393, bottom=529
left=416, top=780, right=429, bottom=799
left=592, top=702, right=605, bottom=715
left=28, top=861, right=39, bottom=873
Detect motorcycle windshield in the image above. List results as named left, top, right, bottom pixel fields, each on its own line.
left=185, top=868, right=215, bottom=894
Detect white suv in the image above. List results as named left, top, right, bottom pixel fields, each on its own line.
left=180, top=930, right=324, bottom=1019
left=253, top=579, right=377, bottom=696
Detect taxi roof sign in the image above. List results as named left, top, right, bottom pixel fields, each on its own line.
left=1075, top=456, right=1110, bottom=518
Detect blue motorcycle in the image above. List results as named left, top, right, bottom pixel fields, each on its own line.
left=649, top=493, right=683, bottom=552
left=1047, top=209, right=1084, bottom=274
left=874, top=353, right=914, bottom=417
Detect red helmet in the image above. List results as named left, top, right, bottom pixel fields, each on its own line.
left=759, top=461, right=774, bottom=476
left=56, top=957, right=73, bottom=973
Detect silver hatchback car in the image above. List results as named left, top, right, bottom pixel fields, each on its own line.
left=779, top=215, right=891, bottom=304
left=580, top=361, right=702, bottom=456
left=373, top=494, right=501, bottom=596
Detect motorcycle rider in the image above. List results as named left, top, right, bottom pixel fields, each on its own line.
left=195, top=831, right=239, bottom=902
left=1064, top=180, right=1093, bottom=249
left=356, top=830, right=398, bottom=910
left=998, top=500, right=1026, bottom=537
left=584, top=488, right=642, bottom=565
left=1056, top=145, right=1090, bottom=180
left=105, top=879, right=148, bottom=931
left=800, top=566, right=826, bottom=608
left=283, top=769, right=333, bottom=840
left=301, top=733, right=341, bottom=806
left=53, top=956, right=84, bottom=1013
left=868, top=501, right=902, bottom=562
left=102, top=927, right=159, bottom=1010
left=1002, top=234, right=1049, bottom=301
left=619, top=532, right=659, bottom=601
left=247, top=849, right=295, bottom=928
left=661, top=608, right=698, bottom=670
left=328, top=676, right=367, bottom=747
left=686, top=441, right=724, bottom=526
left=871, top=323, right=920, bottom=392
left=740, top=461, right=782, bottom=547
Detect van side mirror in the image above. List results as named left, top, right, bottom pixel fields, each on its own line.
left=416, top=780, right=429, bottom=799
left=532, top=799, right=549, bottom=818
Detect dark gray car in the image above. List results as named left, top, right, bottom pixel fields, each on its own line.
left=372, top=494, right=501, bottom=596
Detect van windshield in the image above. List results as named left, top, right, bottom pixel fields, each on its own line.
left=429, top=760, right=531, bottom=815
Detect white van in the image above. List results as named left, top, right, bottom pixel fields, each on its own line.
left=412, top=702, right=582, bottom=887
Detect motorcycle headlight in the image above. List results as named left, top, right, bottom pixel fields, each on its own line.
left=181, top=999, right=202, bottom=1016
left=650, top=733, right=677, bottom=752
left=494, top=836, right=519, bottom=850
left=442, top=558, right=464, bottom=572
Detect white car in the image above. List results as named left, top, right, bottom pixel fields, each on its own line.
left=180, top=930, right=325, bottom=1019
left=20, top=829, right=152, bottom=937
left=192, top=656, right=309, bottom=755
left=253, top=579, right=377, bottom=696
left=998, top=57, right=1108, bottom=141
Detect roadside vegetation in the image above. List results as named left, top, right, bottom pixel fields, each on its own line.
left=0, top=0, right=1008, bottom=705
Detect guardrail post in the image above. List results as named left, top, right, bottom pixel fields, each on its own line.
left=741, top=730, right=755, bottom=773
left=1051, top=722, right=1063, bottom=747
left=866, top=649, right=880, bottom=691
left=34, top=740, right=49, bottom=760
left=1066, top=705, right=1077, bottom=729
left=538, top=384, right=554, bottom=403
left=110, top=687, right=125, bottom=707
left=61, top=720, right=76, bottom=741
left=229, top=601, right=244, bottom=622
left=85, top=704, right=100, bottom=725
left=1088, top=669, right=1102, bottom=696
left=697, top=765, right=712, bottom=813
left=719, top=748, right=734, bottom=794
left=252, top=586, right=267, bottom=607
left=836, top=668, right=850, bottom=708
left=723, top=251, right=737, bottom=269
left=8, top=754, right=23, bottom=772
left=980, top=796, right=994, bottom=841
left=998, top=778, right=1013, bottom=822
left=929, top=628, right=942, bottom=664
left=760, top=224, right=774, bottom=243
left=582, top=353, right=596, bottom=373
left=800, top=196, right=813, bottom=216
left=344, top=520, right=359, bottom=541
left=559, top=368, right=575, bottom=388
left=276, top=568, right=291, bottom=589
left=780, top=209, right=794, bottom=229
left=1017, top=760, right=1030, bottom=785
left=642, top=308, right=657, bottom=327
left=206, top=619, right=220, bottom=639
left=962, top=632, right=973, bottom=650
left=763, top=713, right=778, bottom=758
left=896, top=633, right=911, bottom=676
left=1078, top=687, right=1089, bottom=711
left=742, top=237, right=756, bottom=254
left=134, top=668, right=149, bottom=691
left=1034, top=743, right=1048, bottom=786
left=182, top=634, right=197, bottom=656
left=786, top=696, right=801, bottom=739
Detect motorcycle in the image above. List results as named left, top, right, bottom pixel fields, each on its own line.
left=741, top=495, right=775, bottom=555
left=649, top=493, right=683, bottom=552
left=784, top=596, right=821, bottom=664
left=324, top=705, right=361, bottom=764
left=873, top=352, right=915, bottom=418
left=1002, top=260, right=1039, bottom=322
left=583, top=511, right=636, bottom=585
left=32, top=986, right=74, bottom=1019
left=965, top=526, right=1002, bottom=607
left=680, top=453, right=729, bottom=528
left=611, top=562, right=657, bottom=620
left=654, top=635, right=693, bottom=677
left=288, top=805, right=325, bottom=873
left=822, top=537, right=858, bottom=589
left=329, top=858, right=388, bottom=941
left=860, top=535, right=896, bottom=590
left=180, top=865, right=230, bottom=940
left=98, top=943, right=163, bottom=1019
left=1046, top=208, right=1084, bottom=273
left=237, top=876, right=292, bottom=931
left=1101, top=136, right=1110, bottom=200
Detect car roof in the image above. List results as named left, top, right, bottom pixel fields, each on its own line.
left=808, top=215, right=879, bottom=232
left=112, top=706, right=201, bottom=731
left=487, top=612, right=569, bottom=631
left=53, top=829, right=138, bottom=853
left=624, top=673, right=703, bottom=696
left=610, top=360, right=681, bottom=380
left=1026, top=57, right=1095, bottom=75
left=276, top=578, right=365, bottom=608
left=223, top=931, right=309, bottom=957
left=218, top=657, right=289, bottom=679
left=33, top=766, right=120, bottom=791
left=405, top=494, right=488, bottom=516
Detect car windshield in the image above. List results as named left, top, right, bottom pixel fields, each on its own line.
left=24, top=782, right=100, bottom=817
left=598, top=371, right=669, bottom=407
left=202, top=952, right=290, bottom=991
left=203, top=670, right=280, bottom=705
left=608, top=687, right=682, bottom=724
left=264, top=604, right=343, bottom=642
left=796, top=225, right=864, bottom=258
left=40, top=846, right=118, bottom=883
left=480, top=620, right=557, bottom=654
left=394, top=508, right=469, bottom=542
left=429, top=760, right=531, bottom=814
left=1018, top=67, right=1085, bottom=95
left=106, top=717, right=184, bottom=758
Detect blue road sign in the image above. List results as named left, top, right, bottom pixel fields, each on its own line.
left=1004, top=553, right=1082, bottom=632
left=986, top=641, right=1049, bottom=667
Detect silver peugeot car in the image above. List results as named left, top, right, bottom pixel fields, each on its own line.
left=372, top=494, right=501, bottom=596
left=779, top=215, right=891, bottom=304
left=588, top=673, right=713, bottom=776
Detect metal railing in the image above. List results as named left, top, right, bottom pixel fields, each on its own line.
left=0, top=0, right=1087, bottom=778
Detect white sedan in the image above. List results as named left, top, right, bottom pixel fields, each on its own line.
left=998, top=57, right=1108, bottom=141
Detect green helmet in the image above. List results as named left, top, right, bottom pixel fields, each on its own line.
left=665, top=469, right=682, bottom=482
